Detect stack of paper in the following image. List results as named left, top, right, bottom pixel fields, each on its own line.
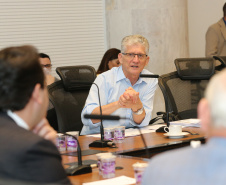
left=170, top=119, right=201, bottom=127
left=87, top=127, right=156, bottom=138
left=83, top=176, right=136, bottom=185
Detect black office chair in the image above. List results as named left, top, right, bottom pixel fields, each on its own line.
left=159, top=57, right=215, bottom=120
left=48, top=65, right=96, bottom=134
left=213, top=55, right=226, bottom=71
left=46, top=104, right=58, bottom=131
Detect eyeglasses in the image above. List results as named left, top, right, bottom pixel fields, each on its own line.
left=122, top=53, right=147, bottom=60
left=41, top=64, right=52, bottom=68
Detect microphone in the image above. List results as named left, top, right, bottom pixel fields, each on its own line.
left=84, top=114, right=121, bottom=120
left=63, top=133, right=92, bottom=175
left=86, top=83, right=115, bottom=148
left=70, top=78, right=113, bottom=147
left=134, top=126, right=150, bottom=158
left=84, top=115, right=150, bottom=158
left=155, top=111, right=172, bottom=133
left=140, top=74, right=159, bottom=78
left=139, top=73, right=169, bottom=133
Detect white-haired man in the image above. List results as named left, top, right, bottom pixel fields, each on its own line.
left=142, top=69, right=226, bottom=185
left=81, top=35, right=158, bottom=135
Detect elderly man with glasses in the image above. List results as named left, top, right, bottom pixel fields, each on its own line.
left=81, top=34, right=158, bottom=135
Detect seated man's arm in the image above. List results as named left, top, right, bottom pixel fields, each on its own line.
left=129, top=78, right=158, bottom=127
left=32, top=118, right=57, bottom=145
left=81, top=74, right=158, bottom=129
left=81, top=74, right=119, bottom=128
left=90, top=85, right=147, bottom=124
left=119, top=87, right=145, bottom=124
left=91, top=101, right=121, bottom=123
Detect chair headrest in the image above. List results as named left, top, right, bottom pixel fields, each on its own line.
left=56, top=65, right=96, bottom=91
left=174, top=57, right=215, bottom=80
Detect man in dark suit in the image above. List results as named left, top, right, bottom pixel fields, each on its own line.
left=0, top=45, right=71, bottom=184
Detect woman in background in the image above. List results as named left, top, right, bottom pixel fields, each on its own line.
left=97, top=48, right=121, bottom=74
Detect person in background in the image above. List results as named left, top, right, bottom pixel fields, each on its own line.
left=97, top=48, right=121, bottom=74
left=39, top=53, right=58, bottom=85
left=205, top=3, right=226, bottom=57
left=142, top=69, right=226, bottom=185
left=39, top=53, right=58, bottom=131
left=81, top=34, right=158, bottom=135
left=0, top=45, right=71, bottom=184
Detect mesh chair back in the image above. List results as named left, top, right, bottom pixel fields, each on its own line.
left=48, top=65, right=96, bottom=134
left=56, top=65, right=96, bottom=91
left=159, top=57, right=215, bottom=119
left=175, top=57, right=215, bottom=80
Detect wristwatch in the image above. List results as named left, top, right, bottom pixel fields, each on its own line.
left=132, top=107, right=144, bottom=115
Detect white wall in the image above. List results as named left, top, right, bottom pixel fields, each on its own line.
left=188, top=0, right=225, bottom=57
left=105, top=0, right=189, bottom=118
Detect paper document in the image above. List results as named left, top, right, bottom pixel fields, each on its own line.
left=170, top=119, right=201, bottom=127
left=86, top=125, right=163, bottom=138
left=83, top=175, right=136, bottom=185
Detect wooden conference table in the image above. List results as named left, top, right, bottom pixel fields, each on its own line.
left=62, top=127, right=205, bottom=185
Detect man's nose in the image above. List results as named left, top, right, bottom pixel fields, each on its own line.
left=132, top=54, right=139, bottom=62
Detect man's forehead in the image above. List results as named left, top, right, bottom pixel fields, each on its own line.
left=125, top=44, right=146, bottom=53
left=39, top=57, right=51, bottom=64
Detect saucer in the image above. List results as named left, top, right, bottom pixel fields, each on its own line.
left=163, top=132, right=189, bottom=139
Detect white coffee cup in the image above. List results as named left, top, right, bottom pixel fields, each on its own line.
left=114, top=126, right=125, bottom=143
left=164, top=125, right=182, bottom=135
left=66, top=131, right=79, bottom=152
left=96, top=153, right=113, bottom=175
left=100, top=155, right=116, bottom=178
left=132, top=162, right=148, bottom=185
left=56, top=133, right=66, bottom=152
left=104, top=128, right=114, bottom=141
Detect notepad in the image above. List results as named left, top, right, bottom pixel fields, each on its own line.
left=87, top=127, right=157, bottom=138
left=82, top=176, right=136, bottom=185
left=170, top=119, right=201, bottom=127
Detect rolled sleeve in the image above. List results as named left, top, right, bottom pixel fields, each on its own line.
left=81, top=103, right=101, bottom=129
left=80, top=75, right=105, bottom=134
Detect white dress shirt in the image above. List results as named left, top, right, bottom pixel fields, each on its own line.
left=7, top=110, right=29, bottom=130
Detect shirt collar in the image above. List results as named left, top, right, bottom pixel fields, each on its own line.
left=116, top=66, right=126, bottom=82
left=116, top=66, right=148, bottom=85
left=7, top=110, right=29, bottom=130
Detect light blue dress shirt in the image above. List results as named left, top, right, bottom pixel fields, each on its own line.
left=80, top=66, right=158, bottom=135
left=142, top=137, right=226, bottom=185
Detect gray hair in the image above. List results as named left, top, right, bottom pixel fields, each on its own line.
left=205, top=69, right=226, bottom=128
left=121, top=34, right=149, bottom=54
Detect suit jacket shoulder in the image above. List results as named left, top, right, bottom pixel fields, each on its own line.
left=0, top=112, right=71, bottom=184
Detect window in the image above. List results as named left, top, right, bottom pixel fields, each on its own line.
left=0, top=0, right=106, bottom=76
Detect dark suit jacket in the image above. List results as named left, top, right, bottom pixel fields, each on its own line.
left=0, top=112, right=71, bottom=184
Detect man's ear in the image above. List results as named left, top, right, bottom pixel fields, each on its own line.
left=31, top=84, right=42, bottom=105
left=118, top=53, right=123, bottom=64
left=145, top=56, right=150, bottom=66
left=198, top=98, right=211, bottom=131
